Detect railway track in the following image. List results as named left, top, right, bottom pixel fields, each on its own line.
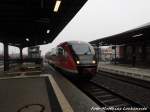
left=75, top=81, right=148, bottom=112
left=55, top=66, right=149, bottom=111
left=97, top=71, right=150, bottom=89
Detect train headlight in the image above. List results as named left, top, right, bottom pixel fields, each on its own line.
left=92, top=60, right=96, bottom=64
left=76, top=61, right=80, bottom=64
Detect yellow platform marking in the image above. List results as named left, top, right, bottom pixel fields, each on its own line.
left=47, top=75, right=74, bottom=112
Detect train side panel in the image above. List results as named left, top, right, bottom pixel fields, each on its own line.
left=56, top=43, right=78, bottom=74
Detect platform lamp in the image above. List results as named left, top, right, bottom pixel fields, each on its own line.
left=53, top=0, right=62, bottom=12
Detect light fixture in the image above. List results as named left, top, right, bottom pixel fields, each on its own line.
left=46, top=29, right=50, bottom=34
left=92, top=60, right=96, bottom=64
left=26, top=38, right=29, bottom=41
left=76, top=61, right=80, bottom=64
left=54, top=0, right=61, bottom=12
left=132, top=33, right=143, bottom=38
left=43, top=41, right=47, bottom=44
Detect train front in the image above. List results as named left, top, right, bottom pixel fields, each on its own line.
left=69, top=41, right=97, bottom=79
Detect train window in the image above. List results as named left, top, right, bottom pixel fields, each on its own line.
left=51, top=48, right=57, bottom=56
left=70, top=44, right=95, bottom=55
left=57, top=47, right=64, bottom=55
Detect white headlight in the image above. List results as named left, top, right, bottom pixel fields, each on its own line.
left=76, top=61, right=80, bottom=64
left=92, top=60, right=96, bottom=64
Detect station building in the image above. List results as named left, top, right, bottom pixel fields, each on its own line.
left=90, top=22, right=150, bottom=67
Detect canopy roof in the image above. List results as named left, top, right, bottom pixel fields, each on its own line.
left=0, top=0, right=87, bottom=48
left=90, top=22, right=150, bottom=46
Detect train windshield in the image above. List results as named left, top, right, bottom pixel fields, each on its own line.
left=70, top=43, right=95, bottom=55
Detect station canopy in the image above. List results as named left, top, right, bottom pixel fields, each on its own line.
left=90, top=22, right=150, bottom=46
left=0, top=0, right=87, bottom=48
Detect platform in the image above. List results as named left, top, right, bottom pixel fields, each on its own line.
left=0, top=76, right=61, bottom=112
left=98, top=62, right=150, bottom=82
left=0, top=63, right=103, bottom=112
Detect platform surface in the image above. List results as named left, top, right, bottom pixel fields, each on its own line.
left=98, top=62, right=150, bottom=81
left=0, top=63, right=104, bottom=112
left=0, top=77, right=54, bottom=112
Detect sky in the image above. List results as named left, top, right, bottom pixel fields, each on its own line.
left=1, top=0, right=150, bottom=55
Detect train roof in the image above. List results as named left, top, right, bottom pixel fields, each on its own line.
left=58, top=41, right=90, bottom=46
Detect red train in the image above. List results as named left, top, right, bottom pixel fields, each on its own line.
left=45, top=41, right=97, bottom=79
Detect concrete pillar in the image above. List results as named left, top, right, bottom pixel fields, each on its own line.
left=114, top=46, right=117, bottom=65
left=99, top=46, right=101, bottom=61
left=123, top=45, right=127, bottom=63
left=142, top=44, right=146, bottom=61
left=4, top=43, right=9, bottom=71
left=96, top=44, right=99, bottom=62
left=132, top=45, right=136, bottom=67
left=20, top=47, right=23, bottom=64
